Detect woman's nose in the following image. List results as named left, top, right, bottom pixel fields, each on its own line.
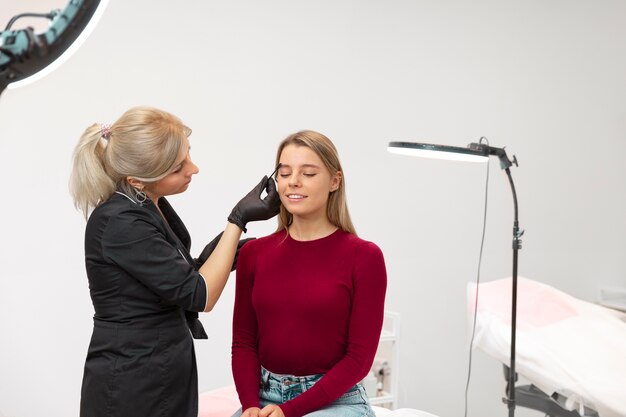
left=188, top=159, right=199, bottom=176
left=287, top=174, right=300, bottom=187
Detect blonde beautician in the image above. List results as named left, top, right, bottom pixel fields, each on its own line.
left=70, top=106, right=280, bottom=417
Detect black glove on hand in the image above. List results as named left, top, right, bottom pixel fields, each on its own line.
left=194, top=232, right=255, bottom=271
left=228, top=175, right=281, bottom=232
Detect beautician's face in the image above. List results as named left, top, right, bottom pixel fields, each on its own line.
left=277, top=144, right=340, bottom=220
left=144, top=136, right=198, bottom=200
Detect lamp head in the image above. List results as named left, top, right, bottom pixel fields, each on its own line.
left=387, top=140, right=518, bottom=170
left=0, top=0, right=108, bottom=96
left=387, top=141, right=489, bottom=163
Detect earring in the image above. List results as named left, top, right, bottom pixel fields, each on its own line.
left=135, top=188, right=148, bottom=204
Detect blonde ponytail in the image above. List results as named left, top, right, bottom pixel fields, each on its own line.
left=69, top=106, right=189, bottom=219
left=70, top=124, right=116, bottom=218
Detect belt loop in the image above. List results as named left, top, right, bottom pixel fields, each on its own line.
left=261, top=369, right=270, bottom=392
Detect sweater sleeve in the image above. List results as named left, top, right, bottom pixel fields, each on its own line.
left=231, top=242, right=262, bottom=410
left=280, top=241, right=388, bottom=417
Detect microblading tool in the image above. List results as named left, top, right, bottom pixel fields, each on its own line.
left=269, top=163, right=282, bottom=179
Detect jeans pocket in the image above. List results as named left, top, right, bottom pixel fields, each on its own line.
left=333, top=385, right=368, bottom=406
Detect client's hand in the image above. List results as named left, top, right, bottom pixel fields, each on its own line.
left=260, top=404, right=284, bottom=417
left=241, top=407, right=261, bottom=417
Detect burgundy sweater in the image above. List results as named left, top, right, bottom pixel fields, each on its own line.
left=231, top=229, right=387, bottom=417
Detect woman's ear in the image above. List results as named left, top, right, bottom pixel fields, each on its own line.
left=330, top=171, right=342, bottom=192
left=126, top=176, right=144, bottom=190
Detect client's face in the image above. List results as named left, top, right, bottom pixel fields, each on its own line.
left=277, top=144, right=339, bottom=221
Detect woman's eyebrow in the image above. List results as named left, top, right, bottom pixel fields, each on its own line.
left=278, top=163, right=320, bottom=169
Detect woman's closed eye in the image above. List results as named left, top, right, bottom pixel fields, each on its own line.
left=172, top=150, right=192, bottom=174
left=280, top=172, right=317, bottom=178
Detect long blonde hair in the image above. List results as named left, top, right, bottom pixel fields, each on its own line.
left=275, top=130, right=356, bottom=235
left=69, top=106, right=191, bottom=218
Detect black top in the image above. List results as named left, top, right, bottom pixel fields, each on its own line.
left=80, top=191, right=208, bottom=417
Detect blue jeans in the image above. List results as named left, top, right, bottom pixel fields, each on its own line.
left=231, top=367, right=375, bottom=417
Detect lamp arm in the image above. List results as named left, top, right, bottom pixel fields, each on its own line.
left=0, top=0, right=102, bottom=96
left=468, top=143, right=518, bottom=171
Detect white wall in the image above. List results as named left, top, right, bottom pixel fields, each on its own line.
left=1, top=1, right=625, bottom=416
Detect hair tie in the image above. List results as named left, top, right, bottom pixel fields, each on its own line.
left=100, top=123, right=111, bottom=140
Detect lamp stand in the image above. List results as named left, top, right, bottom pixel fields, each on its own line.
left=505, top=166, right=523, bottom=417
left=481, top=144, right=522, bottom=416
left=387, top=140, right=523, bottom=416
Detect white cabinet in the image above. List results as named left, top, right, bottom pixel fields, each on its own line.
left=363, top=310, right=400, bottom=409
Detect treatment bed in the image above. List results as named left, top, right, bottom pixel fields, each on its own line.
left=467, top=277, right=626, bottom=417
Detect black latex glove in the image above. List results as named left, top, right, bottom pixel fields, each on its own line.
left=228, top=175, right=281, bottom=233
left=194, top=232, right=255, bottom=271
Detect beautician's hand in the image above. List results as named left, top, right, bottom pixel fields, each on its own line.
left=194, top=232, right=255, bottom=271
left=241, top=407, right=261, bottom=417
left=228, top=175, right=281, bottom=233
left=259, top=404, right=284, bottom=417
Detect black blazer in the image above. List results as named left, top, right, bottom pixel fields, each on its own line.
left=81, top=191, right=216, bottom=417
left=84, top=191, right=209, bottom=335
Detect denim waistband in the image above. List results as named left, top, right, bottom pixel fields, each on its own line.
left=261, top=366, right=324, bottom=388
left=258, top=366, right=373, bottom=415
left=260, top=366, right=366, bottom=392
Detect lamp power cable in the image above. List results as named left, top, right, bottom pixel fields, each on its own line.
left=463, top=136, right=490, bottom=417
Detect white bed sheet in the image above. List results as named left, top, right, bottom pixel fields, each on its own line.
left=468, top=277, right=626, bottom=417
left=371, top=406, right=439, bottom=416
